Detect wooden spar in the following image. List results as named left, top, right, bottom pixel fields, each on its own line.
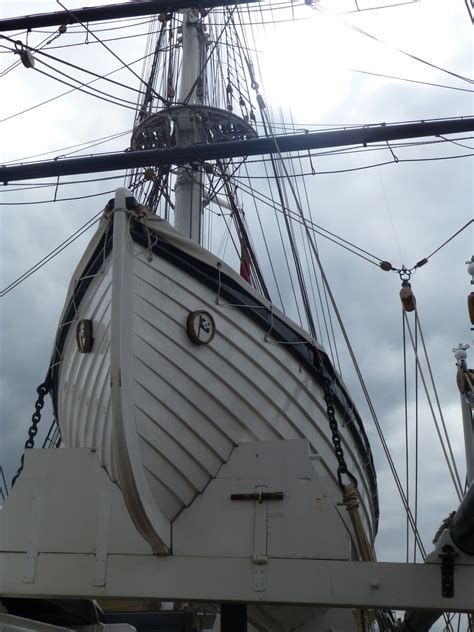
left=1, top=117, right=473, bottom=183
left=0, top=0, right=260, bottom=32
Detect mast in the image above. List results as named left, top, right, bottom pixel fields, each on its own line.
left=173, top=9, right=207, bottom=242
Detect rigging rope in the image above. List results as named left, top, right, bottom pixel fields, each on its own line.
left=0, top=50, right=157, bottom=124
left=56, top=0, right=168, bottom=104
left=0, top=211, right=103, bottom=298
left=34, top=59, right=143, bottom=108
left=315, top=5, right=474, bottom=86
left=316, top=258, right=428, bottom=557
left=3, top=129, right=132, bottom=165
left=403, top=309, right=464, bottom=500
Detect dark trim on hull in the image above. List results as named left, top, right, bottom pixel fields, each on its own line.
left=49, top=218, right=379, bottom=530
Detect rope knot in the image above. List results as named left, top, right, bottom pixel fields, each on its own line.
left=343, top=483, right=359, bottom=512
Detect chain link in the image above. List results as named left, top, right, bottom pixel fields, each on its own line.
left=11, top=379, right=50, bottom=488
left=321, top=373, right=358, bottom=489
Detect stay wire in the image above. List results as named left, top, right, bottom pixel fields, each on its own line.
left=7, top=38, right=149, bottom=98
left=259, top=106, right=318, bottom=338
left=239, top=136, right=474, bottom=162
left=403, top=310, right=463, bottom=500
left=3, top=129, right=132, bottom=165
left=27, top=31, right=175, bottom=53
left=0, top=32, right=52, bottom=77
left=408, top=219, right=474, bottom=269
left=42, top=16, right=155, bottom=34
left=232, top=146, right=386, bottom=263
left=34, top=57, right=143, bottom=107
left=29, top=15, right=157, bottom=35
left=33, top=67, right=139, bottom=111
left=0, top=211, right=103, bottom=298
left=231, top=151, right=474, bottom=179
left=0, top=26, right=69, bottom=77
left=242, top=162, right=286, bottom=310
left=1, top=173, right=127, bottom=193
left=56, top=0, right=168, bottom=104
left=287, top=109, right=328, bottom=350
left=0, top=50, right=157, bottom=124
left=232, top=177, right=384, bottom=268
left=251, top=120, right=304, bottom=323
left=402, top=308, right=410, bottom=563
left=310, top=234, right=427, bottom=557
left=426, top=219, right=474, bottom=260
left=315, top=5, right=474, bottom=86
left=349, top=67, right=474, bottom=94
left=439, top=135, right=474, bottom=150
left=328, top=0, right=422, bottom=14
left=415, top=312, right=463, bottom=497
left=0, top=188, right=120, bottom=206
left=283, top=113, right=342, bottom=368
left=249, top=79, right=428, bottom=547
left=1, top=178, right=143, bottom=295
left=278, top=107, right=328, bottom=346
left=413, top=312, right=419, bottom=563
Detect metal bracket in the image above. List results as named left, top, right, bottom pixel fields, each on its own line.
left=253, top=485, right=271, bottom=592
left=230, top=485, right=283, bottom=592
left=23, top=489, right=42, bottom=584
left=230, top=491, right=283, bottom=502
left=94, top=490, right=112, bottom=587
left=439, top=544, right=458, bottom=598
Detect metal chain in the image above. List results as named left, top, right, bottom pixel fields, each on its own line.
left=321, top=373, right=358, bottom=489
left=11, top=379, right=50, bottom=488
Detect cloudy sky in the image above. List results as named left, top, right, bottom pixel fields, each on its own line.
left=0, top=0, right=473, bottom=624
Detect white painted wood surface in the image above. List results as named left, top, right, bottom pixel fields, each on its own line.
left=54, top=188, right=377, bottom=555
left=1, top=449, right=473, bottom=615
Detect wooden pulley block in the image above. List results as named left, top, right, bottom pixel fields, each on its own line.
left=457, top=368, right=468, bottom=394
left=400, top=286, right=416, bottom=312
left=468, top=292, right=474, bottom=325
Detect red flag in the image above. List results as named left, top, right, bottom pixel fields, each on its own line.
left=240, top=242, right=251, bottom=283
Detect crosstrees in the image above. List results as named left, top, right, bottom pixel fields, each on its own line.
left=2, top=117, right=473, bottom=183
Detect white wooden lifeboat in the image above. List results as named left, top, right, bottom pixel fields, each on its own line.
left=49, top=188, right=378, bottom=554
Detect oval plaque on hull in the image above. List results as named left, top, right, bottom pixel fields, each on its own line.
left=76, top=319, right=94, bottom=353
left=186, top=310, right=216, bottom=345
